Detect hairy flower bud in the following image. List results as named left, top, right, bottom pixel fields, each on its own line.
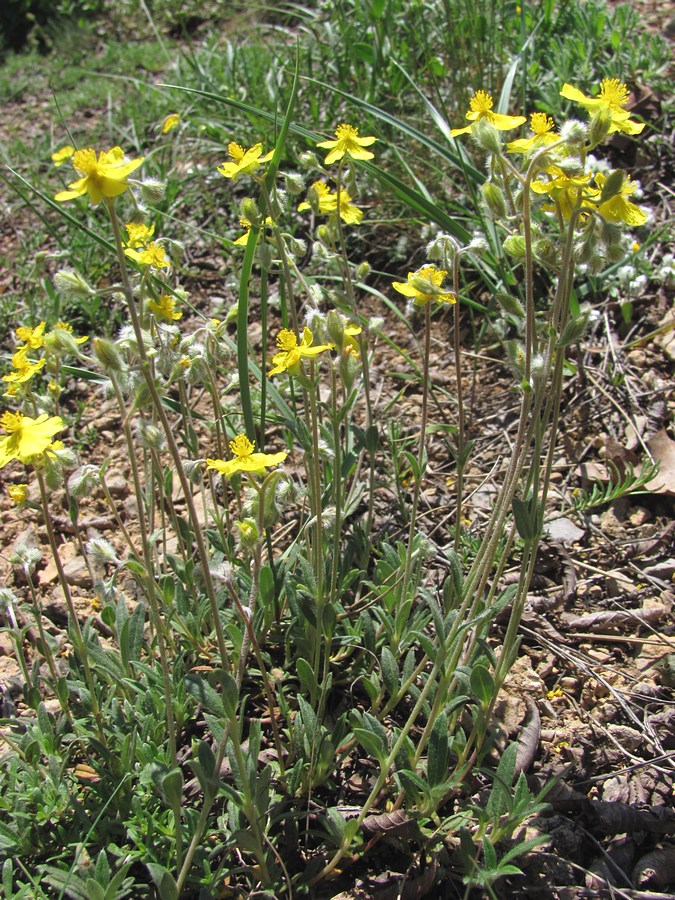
left=284, top=171, right=305, bottom=195
left=481, top=182, right=507, bottom=218
left=355, top=261, right=371, bottom=281
left=472, top=118, right=502, bottom=154
left=589, top=108, right=613, bottom=148
left=503, top=234, right=527, bottom=259
left=54, top=269, right=95, bottom=299
left=87, top=537, right=120, bottom=567
left=240, top=197, right=261, bottom=226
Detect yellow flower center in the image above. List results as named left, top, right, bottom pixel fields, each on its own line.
left=531, top=112, right=554, bottom=135
left=1, top=411, right=23, bottom=434
left=276, top=329, right=298, bottom=351
left=335, top=124, right=359, bottom=140
left=230, top=434, right=255, bottom=458
left=470, top=91, right=494, bottom=114
left=228, top=142, right=245, bottom=161
left=73, top=148, right=98, bottom=175
left=599, top=78, right=629, bottom=110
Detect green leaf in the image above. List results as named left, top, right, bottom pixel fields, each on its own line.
left=184, top=674, right=225, bottom=717
left=353, top=727, right=386, bottom=763
left=380, top=647, right=399, bottom=697
left=427, top=712, right=449, bottom=787
left=511, top=495, right=541, bottom=541
left=146, top=864, right=178, bottom=900
left=296, top=657, right=317, bottom=697
left=486, top=741, right=518, bottom=819
left=470, top=664, right=494, bottom=705
left=161, top=768, right=184, bottom=808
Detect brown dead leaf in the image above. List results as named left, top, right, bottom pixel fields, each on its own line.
left=645, top=429, right=675, bottom=495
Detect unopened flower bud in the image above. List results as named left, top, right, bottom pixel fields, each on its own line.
left=136, top=419, right=164, bottom=451
left=589, top=108, right=613, bottom=148
left=92, top=338, right=124, bottom=372
left=560, top=119, right=587, bottom=145
left=68, top=464, right=100, bottom=498
left=284, top=171, right=305, bottom=195
left=54, top=269, right=95, bottom=299
left=87, top=537, right=120, bottom=567
left=481, top=182, right=507, bottom=218
left=473, top=118, right=502, bottom=154
left=503, top=234, right=527, bottom=259
left=299, top=150, right=318, bottom=169
left=495, top=291, right=525, bottom=318
left=235, top=517, right=260, bottom=550
left=140, top=179, right=167, bottom=202
left=355, top=261, right=371, bottom=281
left=240, top=197, right=261, bottom=226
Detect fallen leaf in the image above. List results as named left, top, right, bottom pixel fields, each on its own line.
left=645, top=429, right=675, bottom=495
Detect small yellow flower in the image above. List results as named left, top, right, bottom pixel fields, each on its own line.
left=16, top=321, right=46, bottom=349
left=547, top=686, right=564, bottom=701
left=51, top=145, right=75, bottom=166
left=298, top=181, right=363, bottom=224
left=233, top=216, right=274, bottom=246
left=0, top=411, right=64, bottom=469
left=55, top=146, right=144, bottom=204
left=560, top=79, right=644, bottom=135
left=317, top=124, right=377, bottom=165
left=148, top=293, right=183, bottom=321
left=450, top=90, right=527, bottom=137
left=507, top=112, right=559, bottom=153
left=124, top=241, right=171, bottom=268
left=49, top=322, right=89, bottom=345
left=392, top=266, right=457, bottom=306
left=632, top=241, right=641, bottom=253
left=206, top=433, right=286, bottom=479
left=7, top=483, right=29, bottom=504
left=161, top=113, right=180, bottom=134
left=2, top=350, right=45, bottom=385
left=217, top=142, right=274, bottom=181
left=125, top=222, right=155, bottom=248
left=268, top=327, right=333, bottom=377
left=594, top=171, right=647, bottom=226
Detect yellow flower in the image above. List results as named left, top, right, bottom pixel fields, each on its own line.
left=16, top=321, right=46, bottom=349
left=148, top=293, right=183, bottom=321
left=54, top=146, right=144, bottom=204
left=7, top=483, right=29, bottom=504
left=0, top=411, right=64, bottom=468
left=49, top=322, right=89, bottom=344
left=392, top=266, right=457, bottom=306
left=343, top=323, right=362, bottom=355
left=206, top=433, right=286, bottom=479
left=560, top=79, right=644, bottom=135
left=298, top=181, right=363, bottom=224
left=125, top=222, right=155, bottom=248
left=268, top=327, right=333, bottom=376
left=2, top=350, right=45, bottom=385
left=51, top=145, right=75, bottom=166
left=124, top=241, right=171, bottom=268
left=317, top=124, right=377, bottom=165
left=531, top=165, right=594, bottom=219
left=594, top=172, right=647, bottom=226
left=161, top=113, right=180, bottom=134
left=507, top=112, right=559, bottom=153
left=450, top=90, right=526, bottom=137
left=217, top=141, right=274, bottom=181
left=233, top=216, right=274, bottom=246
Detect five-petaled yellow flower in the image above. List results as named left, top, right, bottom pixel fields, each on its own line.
left=507, top=113, right=559, bottom=153
left=298, top=181, right=363, bottom=224
left=594, top=172, right=647, bottom=226
left=124, top=241, right=171, bottom=269
left=2, top=350, right=45, bottom=385
left=233, top=216, right=274, bottom=246
left=7, top=483, right=29, bottom=504
left=51, top=146, right=74, bottom=166
left=317, top=124, right=377, bottom=165
left=450, top=91, right=526, bottom=137
left=217, top=142, right=274, bottom=181
left=268, top=327, right=333, bottom=376
left=161, top=113, right=180, bottom=134
left=560, top=79, right=644, bottom=135
left=206, top=433, right=286, bottom=479
left=16, top=321, right=46, bottom=349
left=392, top=266, right=457, bottom=307
left=125, top=222, right=155, bottom=248
left=0, top=411, right=64, bottom=468
left=55, top=146, right=144, bottom=204
left=148, top=294, right=183, bottom=321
